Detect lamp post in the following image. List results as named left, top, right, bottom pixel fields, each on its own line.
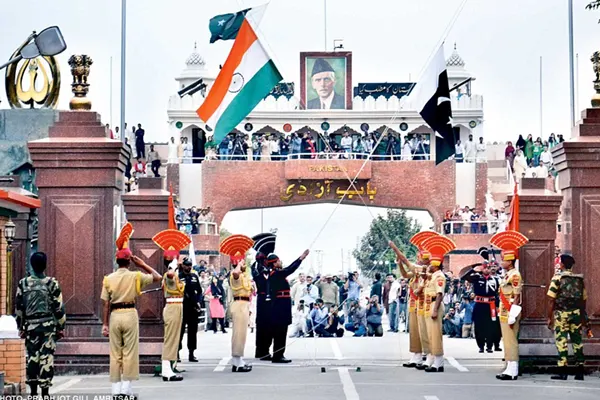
left=4, top=218, right=16, bottom=315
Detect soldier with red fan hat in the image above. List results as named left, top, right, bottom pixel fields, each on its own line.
left=420, top=234, right=457, bottom=373
left=220, top=234, right=255, bottom=372
left=101, top=223, right=162, bottom=398
left=153, top=189, right=192, bottom=382
left=390, top=230, right=438, bottom=369
left=489, top=230, right=528, bottom=381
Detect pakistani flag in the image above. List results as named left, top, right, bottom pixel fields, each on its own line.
left=209, top=8, right=251, bottom=43
left=408, top=44, right=455, bottom=165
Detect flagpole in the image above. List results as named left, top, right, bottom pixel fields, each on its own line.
left=576, top=53, right=580, bottom=117
left=120, top=0, right=127, bottom=144
left=324, top=0, right=328, bottom=51
left=110, top=56, right=113, bottom=131
left=568, top=0, right=575, bottom=127
left=539, top=56, right=543, bottom=138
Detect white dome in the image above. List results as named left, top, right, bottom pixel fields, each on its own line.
left=446, top=43, right=465, bottom=68
left=186, top=42, right=205, bottom=67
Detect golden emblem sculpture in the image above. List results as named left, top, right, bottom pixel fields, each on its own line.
left=4, top=35, right=61, bottom=109
left=592, top=51, right=600, bottom=108
left=68, top=54, right=93, bottom=110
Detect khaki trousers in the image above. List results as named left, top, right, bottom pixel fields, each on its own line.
left=408, top=311, right=422, bottom=353
left=500, top=318, right=520, bottom=361
left=417, top=313, right=430, bottom=355
left=162, top=303, right=183, bottom=361
left=231, top=300, right=250, bottom=357
left=109, top=309, right=139, bottom=382
left=425, top=302, right=444, bottom=356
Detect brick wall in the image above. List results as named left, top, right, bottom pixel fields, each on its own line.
left=0, top=338, right=26, bottom=393
left=475, top=162, right=488, bottom=211
left=1, top=216, right=8, bottom=315
left=201, top=160, right=456, bottom=229
left=447, top=234, right=492, bottom=275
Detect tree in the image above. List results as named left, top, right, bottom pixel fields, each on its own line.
left=587, top=1, right=600, bottom=22
left=353, top=209, right=422, bottom=278
left=220, top=227, right=232, bottom=241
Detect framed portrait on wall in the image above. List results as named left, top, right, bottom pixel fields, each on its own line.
left=300, top=52, right=352, bottom=110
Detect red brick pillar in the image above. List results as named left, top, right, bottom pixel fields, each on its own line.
left=506, top=178, right=562, bottom=359
left=0, top=338, right=26, bottom=393
left=28, top=111, right=128, bottom=372
left=121, top=177, right=168, bottom=341
left=553, top=108, right=600, bottom=356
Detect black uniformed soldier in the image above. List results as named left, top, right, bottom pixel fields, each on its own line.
left=252, top=253, right=273, bottom=360
left=178, top=258, right=202, bottom=362
left=462, top=260, right=500, bottom=353
left=265, top=250, right=309, bottom=363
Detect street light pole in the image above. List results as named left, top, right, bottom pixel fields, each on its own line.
left=568, top=0, right=576, bottom=127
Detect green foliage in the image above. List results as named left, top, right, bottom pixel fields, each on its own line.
left=353, top=209, right=422, bottom=278
left=587, top=1, right=600, bottom=22
left=220, top=227, right=232, bottom=241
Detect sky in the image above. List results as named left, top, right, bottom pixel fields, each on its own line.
left=1, top=0, right=600, bottom=142
left=1, top=0, right=598, bottom=271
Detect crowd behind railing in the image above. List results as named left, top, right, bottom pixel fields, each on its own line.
left=442, top=205, right=509, bottom=235
left=176, top=206, right=217, bottom=235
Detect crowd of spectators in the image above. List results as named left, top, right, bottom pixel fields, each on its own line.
left=176, top=206, right=216, bottom=235
left=442, top=205, right=509, bottom=235
left=505, top=133, right=561, bottom=189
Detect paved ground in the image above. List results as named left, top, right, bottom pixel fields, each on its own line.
left=50, top=329, right=600, bottom=400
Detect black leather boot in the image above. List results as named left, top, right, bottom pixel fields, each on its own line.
left=574, top=365, right=584, bottom=381
left=551, top=366, right=568, bottom=380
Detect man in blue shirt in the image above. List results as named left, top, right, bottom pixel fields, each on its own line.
left=460, top=294, right=475, bottom=338
left=308, top=299, right=331, bottom=337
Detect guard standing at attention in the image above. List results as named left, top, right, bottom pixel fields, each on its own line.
left=15, top=252, right=66, bottom=398
left=178, top=258, right=202, bottom=363
left=152, top=187, right=192, bottom=381
left=390, top=230, right=438, bottom=369
left=547, top=253, right=589, bottom=381
left=489, top=230, right=528, bottom=381
left=420, top=234, right=456, bottom=373
left=251, top=232, right=277, bottom=360
left=266, top=249, right=310, bottom=363
left=101, top=223, right=162, bottom=397
left=462, top=260, right=500, bottom=353
left=220, top=234, right=255, bottom=372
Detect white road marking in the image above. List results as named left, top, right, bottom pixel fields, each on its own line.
left=213, top=357, right=231, bottom=372
left=424, top=396, right=440, bottom=400
left=52, top=378, right=82, bottom=393
left=445, top=356, right=469, bottom=372
left=337, top=367, right=360, bottom=400
left=331, top=338, right=343, bottom=360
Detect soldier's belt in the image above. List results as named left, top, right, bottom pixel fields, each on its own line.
left=166, top=298, right=183, bottom=303
left=111, top=302, right=135, bottom=311
left=474, top=296, right=495, bottom=303
left=234, top=296, right=251, bottom=302
left=276, top=290, right=290, bottom=298
left=25, top=316, right=53, bottom=325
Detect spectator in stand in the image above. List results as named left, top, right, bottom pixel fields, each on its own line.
left=540, top=145, right=553, bottom=171
left=515, top=134, right=526, bottom=151
left=133, top=157, right=146, bottom=179
left=147, top=145, right=161, bottom=177
left=476, top=137, right=486, bottom=162
left=513, top=149, right=527, bottom=183
left=532, top=138, right=543, bottom=167
left=317, top=274, right=340, bottom=310
left=168, top=137, right=179, bottom=164
left=135, top=123, right=145, bottom=159
left=182, top=137, right=193, bottom=164
left=290, top=133, right=301, bottom=159
left=114, top=126, right=120, bottom=140
left=505, top=141, right=516, bottom=171
left=302, top=275, right=320, bottom=307
left=105, top=123, right=114, bottom=139
left=387, top=275, right=401, bottom=333
left=524, top=134, right=534, bottom=164
left=345, top=300, right=367, bottom=337
left=464, top=134, right=476, bottom=162
left=366, top=295, right=384, bottom=337
left=455, top=139, right=464, bottom=162
left=548, top=133, right=558, bottom=148
left=308, top=299, right=331, bottom=337
left=370, top=273, right=383, bottom=303
left=340, top=131, right=353, bottom=158
left=479, top=210, right=489, bottom=234
left=461, top=207, right=473, bottom=234
left=401, top=138, right=413, bottom=160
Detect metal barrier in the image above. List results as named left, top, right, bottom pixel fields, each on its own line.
left=169, top=153, right=490, bottom=163
left=441, top=220, right=502, bottom=234
left=177, top=221, right=218, bottom=235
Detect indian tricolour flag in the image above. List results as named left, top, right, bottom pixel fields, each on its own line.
left=197, top=7, right=282, bottom=142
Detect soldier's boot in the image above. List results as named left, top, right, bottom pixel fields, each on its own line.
left=551, top=366, right=568, bottom=380
left=41, top=387, right=50, bottom=399
left=574, top=365, right=584, bottom=381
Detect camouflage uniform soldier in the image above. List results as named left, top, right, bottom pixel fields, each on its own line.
left=547, top=254, right=588, bottom=381
left=15, top=252, right=66, bottom=398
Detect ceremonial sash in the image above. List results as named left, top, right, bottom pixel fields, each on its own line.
left=474, top=295, right=497, bottom=321
left=408, top=287, right=418, bottom=312
left=499, top=290, right=512, bottom=315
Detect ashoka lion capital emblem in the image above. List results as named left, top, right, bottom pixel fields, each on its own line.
left=68, top=54, right=93, bottom=110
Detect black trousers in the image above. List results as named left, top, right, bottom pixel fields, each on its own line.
left=151, top=160, right=160, bottom=177
left=473, top=303, right=495, bottom=350
left=255, top=322, right=273, bottom=358
left=179, top=305, right=199, bottom=352
left=272, top=324, right=289, bottom=360
left=136, top=141, right=145, bottom=159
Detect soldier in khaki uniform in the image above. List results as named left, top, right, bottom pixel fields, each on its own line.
left=390, top=230, right=438, bottom=369
left=153, top=232, right=191, bottom=381
left=102, top=224, right=162, bottom=397
left=547, top=254, right=589, bottom=381
left=489, top=230, right=528, bottom=381
left=220, top=234, right=255, bottom=372
left=420, top=234, right=456, bottom=373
